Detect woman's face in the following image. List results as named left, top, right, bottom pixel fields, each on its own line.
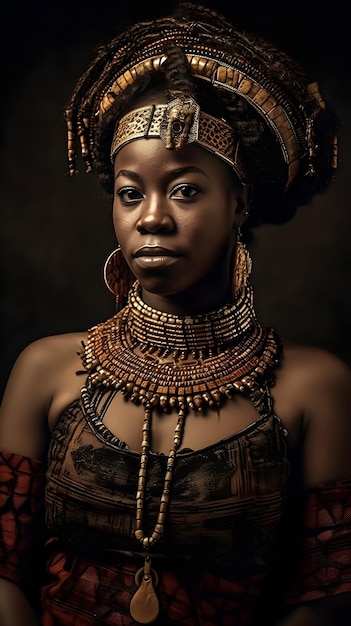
left=113, top=137, right=247, bottom=313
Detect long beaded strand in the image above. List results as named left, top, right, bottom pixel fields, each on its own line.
left=130, top=401, right=186, bottom=623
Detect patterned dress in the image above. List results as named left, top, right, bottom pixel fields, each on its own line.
left=1, top=385, right=351, bottom=625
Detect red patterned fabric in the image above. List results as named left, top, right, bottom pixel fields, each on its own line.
left=283, top=479, right=351, bottom=605
left=40, top=540, right=264, bottom=626
left=0, top=451, right=45, bottom=586
left=2, top=429, right=351, bottom=624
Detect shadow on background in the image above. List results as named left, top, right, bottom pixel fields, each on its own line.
left=1, top=0, right=350, bottom=399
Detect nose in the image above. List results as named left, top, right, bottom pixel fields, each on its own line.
left=136, top=195, right=175, bottom=234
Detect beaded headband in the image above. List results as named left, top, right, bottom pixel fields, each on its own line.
left=110, top=97, right=245, bottom=180
left=65, top=4, right=338, bottom=195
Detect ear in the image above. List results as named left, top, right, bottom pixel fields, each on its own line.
left=235, top=184, right=252, bottom=227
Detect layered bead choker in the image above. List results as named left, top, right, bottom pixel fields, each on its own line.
left=82, top=280, right=280, bottom=406
left=81, top=280, right=281, bottom=623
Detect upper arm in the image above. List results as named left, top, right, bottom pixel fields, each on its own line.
left=0, top=339, right=56, bottom=460
left=300, top=349, right=351, bottom=487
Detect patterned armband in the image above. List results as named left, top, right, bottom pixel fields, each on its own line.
left=284, top=478, right=351, bottom=605
left=0, top=451, right=45, bottom=586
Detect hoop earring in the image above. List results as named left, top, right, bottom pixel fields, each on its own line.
left=232, top=229, right=252, bottom=298
left=103, top=246, right=135, bottom=309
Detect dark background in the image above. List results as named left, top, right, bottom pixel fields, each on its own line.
left=1, top=0, right=350, bottom=399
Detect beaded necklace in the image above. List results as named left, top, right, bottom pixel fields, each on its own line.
left=81, top=281, right=281, bottom=623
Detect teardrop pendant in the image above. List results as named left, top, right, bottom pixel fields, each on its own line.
left=129, top=557, right=159, bottom=624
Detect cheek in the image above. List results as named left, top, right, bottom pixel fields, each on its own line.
left=189, top=207, right=236, bottom=261
left=112, top=203, right=129, bottom=241
left=190, top=205, right=234, bottom=241
left=112, top=199, right=119, bottom=228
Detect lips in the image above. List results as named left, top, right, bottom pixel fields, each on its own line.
left=133, top=245, right=182, bottom=270
left=134, top=246, right=180, bottom=258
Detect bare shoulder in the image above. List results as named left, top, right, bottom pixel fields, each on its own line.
left=281, top=341, right=351, bottom=400
left=2, top=332, right=87, bottom=393
left=282, top=340, right=351, bottom=372
left=0, top=331, right=88, bottom=460
left=276, top=341, right=351, bottom=486
left=14, top=331, right=87, bottom=367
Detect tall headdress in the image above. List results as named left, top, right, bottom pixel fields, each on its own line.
left=65, top=2, right=338, bottom=206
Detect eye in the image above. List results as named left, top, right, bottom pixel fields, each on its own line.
left=171, top=183, right=200, bottom=200
left=116, top=186, right=144, bottom=204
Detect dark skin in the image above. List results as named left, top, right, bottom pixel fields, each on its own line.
left=0, top=135, right=350, bottom=626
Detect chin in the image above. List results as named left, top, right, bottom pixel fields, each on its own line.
left=138, top=271, right=192, bottom=296
left=138, top=278, right=183, bottom=298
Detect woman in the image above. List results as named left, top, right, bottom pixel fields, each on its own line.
left=0, top=3, right=350, bottom=625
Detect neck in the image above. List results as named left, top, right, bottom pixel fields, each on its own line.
left=141, top=289, right=231, bottom=316
left=140, top=266, right=232, bottom=315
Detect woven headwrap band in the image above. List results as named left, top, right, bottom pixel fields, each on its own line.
left=104, top=53, right=303, bottom=189
left=110, top=97, right=245, bottom=181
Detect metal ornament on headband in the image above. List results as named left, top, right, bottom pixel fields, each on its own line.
left=110, top=96, right=245, bottom=181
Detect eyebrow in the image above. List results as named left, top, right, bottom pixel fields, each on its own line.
left=115, top=169, right=139, bottom=182
left=114, top=165, right=206, bottom=182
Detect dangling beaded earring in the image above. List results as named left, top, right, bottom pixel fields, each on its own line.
left=103, top=246, right=135, bottom=310
left=232, top=227, right=252, bottom=298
